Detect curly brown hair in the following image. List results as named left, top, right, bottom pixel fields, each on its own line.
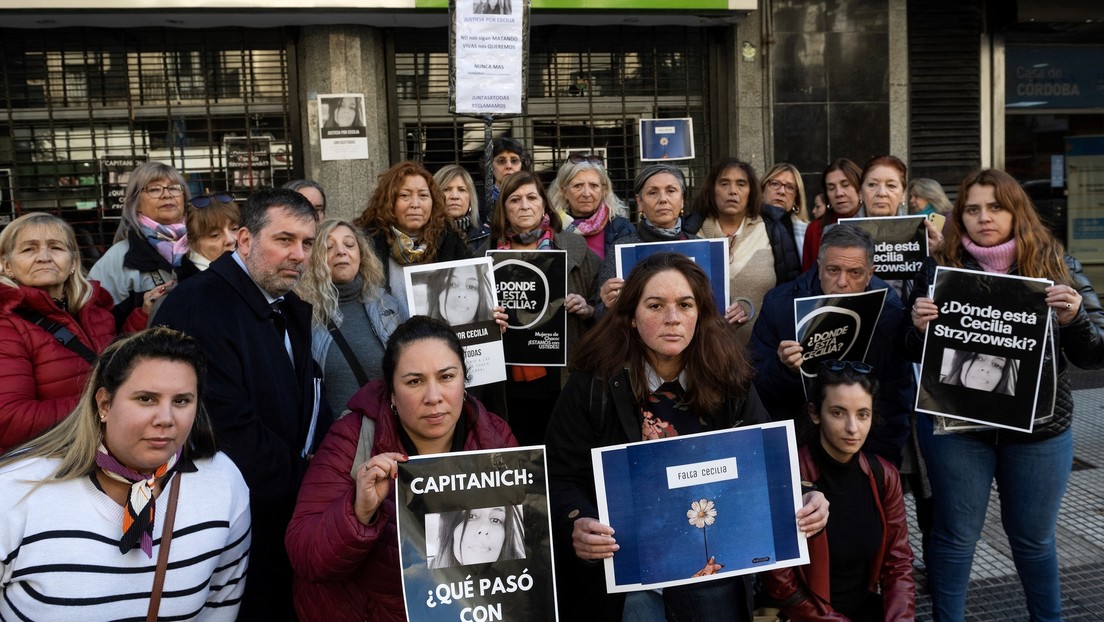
left=570, top=252, right=753, bottom=417
left=354, top=161, right=450, bottom=262
left=936, top=168, right=1070, bottom=285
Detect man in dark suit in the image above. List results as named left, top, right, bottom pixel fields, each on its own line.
left=750, top=225, right=915, bottom=467
left=154, top=188, right=329, bottom=620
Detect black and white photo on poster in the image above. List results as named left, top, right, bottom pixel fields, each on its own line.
left=915, top=266, right=1052, bottom=433
left=404, top=257, right=507, bottom=387
left=793, top=289, right=887, bottom=397
left=837, top=215, right=928, bottom=280
left=487, top=250, right=568, bottom=366
left=318, top=93, right=370, bottom=160
left=397, top=446, right=558, bottom=622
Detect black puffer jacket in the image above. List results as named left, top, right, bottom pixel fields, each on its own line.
left=906, top=253, right=1104, bottom=441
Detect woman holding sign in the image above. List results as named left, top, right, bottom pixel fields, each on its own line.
left=545, top=252, right=829, bottom=621
left=908, top=168, right=1104, bottom=621
left=684, top=158, right=801, bottom=344
left=596, top=164, right=699, bottom=314
left=764, top=361, right=915, bottom=621
left=286, top=316, right=518, bottom=622
left=354, top=161, right=471, bottom=318
left=478, top=170, right=599, bottom=445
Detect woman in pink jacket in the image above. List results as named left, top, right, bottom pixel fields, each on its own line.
left=0, top=213, right=158, bottom=451
left=286, top=316, right=517, bottom=622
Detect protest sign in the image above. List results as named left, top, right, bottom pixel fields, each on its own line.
left=616, top=238, right=729, bottom=313
left=318, top=93, right=370, bottom=161
left=794, top=288, right=886, bottom=396
left=487, top=250, right=568, bottom=366
left=99, top=155, right=147, bottom=220
left=450, top=0, right=528, bottom=115
left=838, top=215, right=928, bottom=279
left=404, top=257, right=507, bottom=387
left=397, top=446, right=558, bottom=622
left=915, top=266, right=1052, bottom=432
left=639, top=118, right=695, bottom=161
left=224, top=136, right=272, bottom=190
left=592, top=422, right=808, bottom=592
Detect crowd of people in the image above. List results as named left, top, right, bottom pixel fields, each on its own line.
left=0, top=143, right=1100, bottom=622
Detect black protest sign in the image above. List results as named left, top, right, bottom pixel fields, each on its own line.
left=838, top=216, right=928, bottom=280
left=488, top=250, right=568, bottom=366
left=794, top=289, right=887, bottom=397
left=915, top=266, right=1052, bottom=432
left=397, top=447, right=558, bottom=622
left=100, top=155, right=147, bottom=219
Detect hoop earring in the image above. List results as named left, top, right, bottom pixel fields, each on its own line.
left=390, top=401, right=398, bottom=415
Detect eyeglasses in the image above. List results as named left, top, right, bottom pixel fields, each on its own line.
left=142, top=184, right=185, bottom=198
left=189, top=193, right=234, bottom=209
left=821, top=360, right=873, bottom=374
left=766, top=179, right=798, bottom=194
left=567, top=153, right=604, bottom=166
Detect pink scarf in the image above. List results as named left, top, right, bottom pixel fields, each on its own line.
left=564, top=202, right=609, bottom=238
left=963, top=236, right=1016, bottom=274
left=137, top=214, right=188, bottom=268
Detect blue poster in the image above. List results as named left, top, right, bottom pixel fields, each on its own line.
left=615, top=238, right=730, bottom=313
left=639, top=118, right=695, bottom=161
left=592, top=422, right=808, bottom=592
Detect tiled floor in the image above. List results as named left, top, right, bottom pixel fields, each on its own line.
left=907, top=378, right=1104, bottom=620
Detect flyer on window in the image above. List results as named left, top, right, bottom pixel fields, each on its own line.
left=793, top=288, right=887, bottom=398
left=592, top=422, right=808, bottom=593
left=404, top=256, right=506, bottom=387
left=396, top=446, right=558, bottom=621
left=837, top=215, right=929, bottom=280
left=487, top=250, right=568, bottom=366
left=615, top=238, right=730, bottom=314
left=318, top=93, right=369, bottom=161
left=450, top=0, right=528, bottom=115
left=915, top=266, right=1052, bottom=432
left=639, top=118, right=694, bottom=161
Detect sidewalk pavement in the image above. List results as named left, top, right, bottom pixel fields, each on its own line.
left=908, top=368, right=1104, bottom=620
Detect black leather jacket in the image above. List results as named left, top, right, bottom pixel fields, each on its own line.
left=905, top=253, right=1104, bottom=441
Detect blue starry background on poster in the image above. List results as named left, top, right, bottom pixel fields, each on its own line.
left=601, top=425, right=801, bottom=586
left=617, top=239, right=728, bottom=314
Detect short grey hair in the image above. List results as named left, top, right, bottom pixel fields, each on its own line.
left=114, top=161, right=189, bottom=242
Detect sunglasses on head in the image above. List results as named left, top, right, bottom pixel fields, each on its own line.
left=567, top=153, right=604, bottom=166
left=190, top=193, right=235, bottom=209
left=821, top=359, right=873, bottom=374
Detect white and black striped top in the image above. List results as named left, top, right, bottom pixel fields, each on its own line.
left=0, top=452, right=251, bottom=621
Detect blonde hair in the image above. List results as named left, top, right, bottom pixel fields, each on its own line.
left=762, top=162, right=809, bottom=222
left=548, top=159, right=628, bottom=220
left=0, top=213, right=94, bottom=311
left=114, top=161, right=189, bottom=243
left=0, top=327, right=217, bottom=481
left=297, top=219, right=387, bottom=328
left=433, top=164, right=478, bottom=219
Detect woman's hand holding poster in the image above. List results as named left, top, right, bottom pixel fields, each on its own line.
left=915, top=266, right=1052, bottom=432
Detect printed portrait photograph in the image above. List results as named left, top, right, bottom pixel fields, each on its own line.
left=321, top=95, right=365, bottom=130
left=473, top=0, right=512, bottom=15
left=939, top=347, right=1019, bottom=396
left=410, top=262, right=497, bottom=326
left=425, top=505, right=526, bottom=569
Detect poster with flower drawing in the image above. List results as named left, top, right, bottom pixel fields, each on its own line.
left=592, top=421, right=809, bottom=592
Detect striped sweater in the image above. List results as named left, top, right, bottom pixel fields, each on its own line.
left=0, top=452, right=250, bottom=621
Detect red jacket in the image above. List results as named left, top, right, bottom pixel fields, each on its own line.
left=285, top=379, right=517, bottom=622
left=763, top=447, right=915, bottom=621
left=0, top=282, right=122, bottom=451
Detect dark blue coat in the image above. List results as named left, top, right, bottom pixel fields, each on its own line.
left=749, top=266, right=915, bottom=466
left=153, top=252, right=330, bottom=620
